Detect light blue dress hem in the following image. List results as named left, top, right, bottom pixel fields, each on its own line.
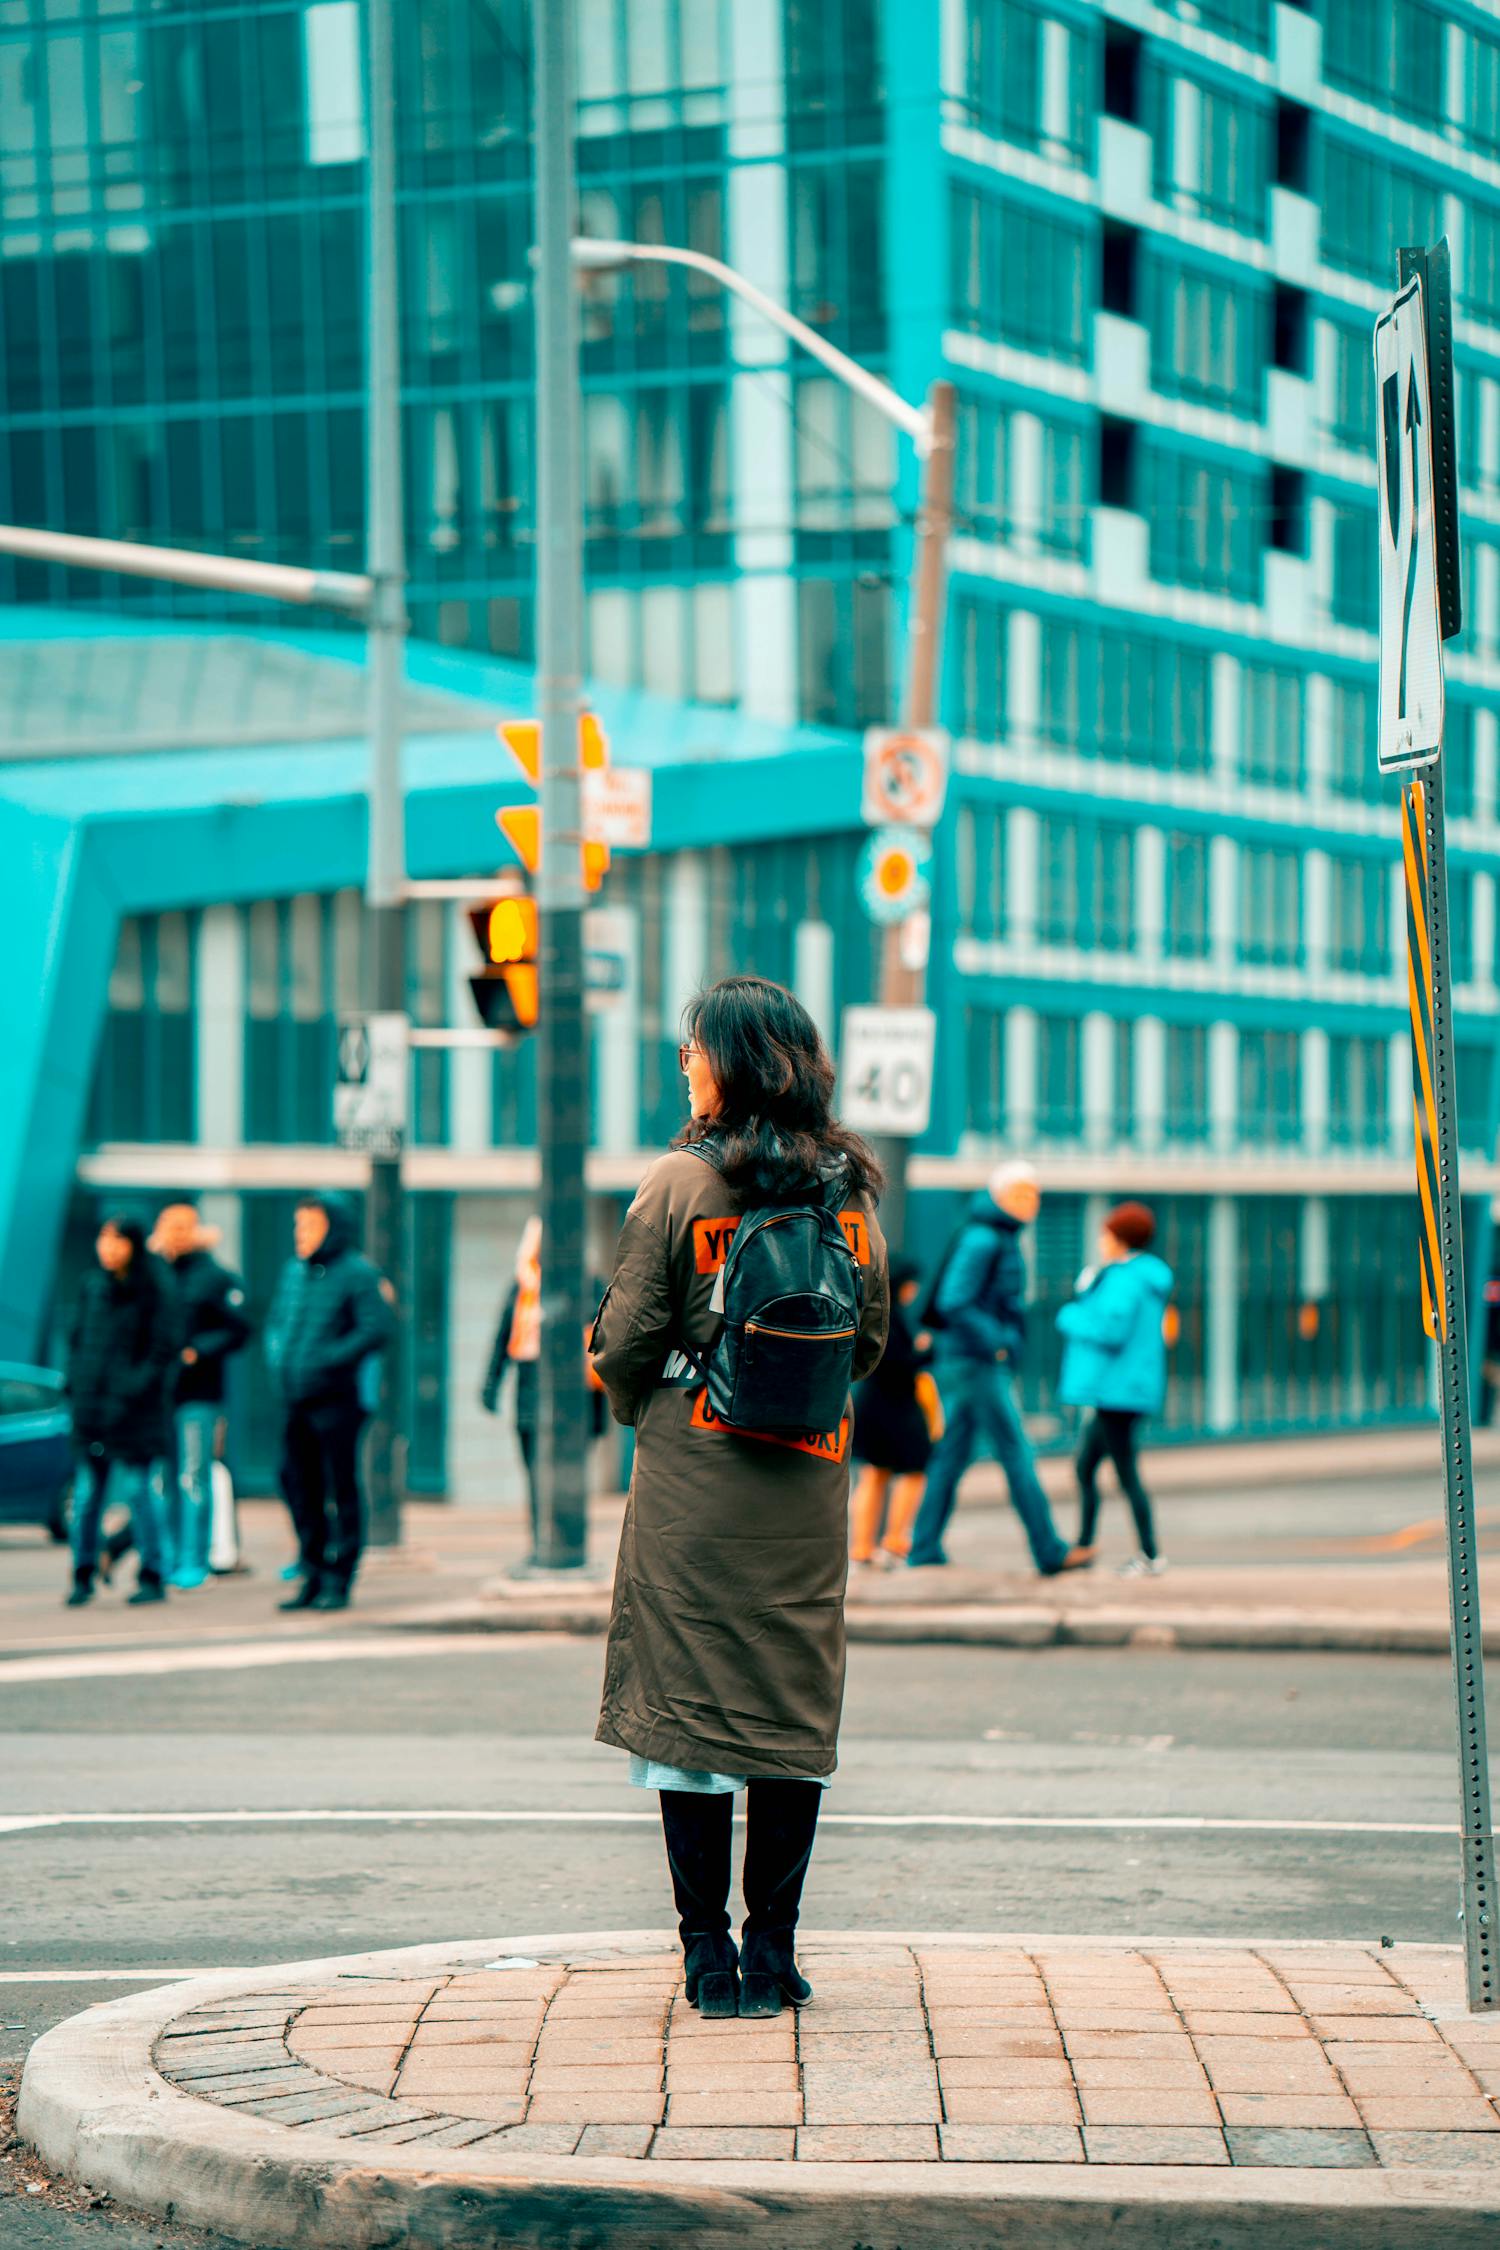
left=628, top=1755, right=831, bottom=1794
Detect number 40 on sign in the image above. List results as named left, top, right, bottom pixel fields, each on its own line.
left=839, top=1004, right=938, bottom=1140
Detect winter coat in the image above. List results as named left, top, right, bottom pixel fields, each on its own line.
left=263, top=1196, right=391, bottom=1410
left=482, top=1280, right=608, bottom=1438
left=929, top=1196, right=1029, bottom=1364
left=67, top=1249, right=180, bottom=1465
left=162, top=1248, right=251, bottom=1406
left=593, top=1145, right=890, bottom=1780
left=1057, top=1253, right=1174, bottom=1415
left=853, top=1293, right=932, bottom=1473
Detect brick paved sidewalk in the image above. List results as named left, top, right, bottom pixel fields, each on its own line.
left=144, top=1936, right=1499, bottom=2170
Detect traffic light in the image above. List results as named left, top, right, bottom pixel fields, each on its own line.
left=496, top=710, right=611, bottom=891
left=469, top=892, right=540, bottom=1036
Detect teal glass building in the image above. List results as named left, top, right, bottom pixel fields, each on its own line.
left=3, top=0, right=1499, bottom=1497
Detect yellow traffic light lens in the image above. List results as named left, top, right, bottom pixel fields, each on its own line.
left=488, top=896, right=538, bottom=964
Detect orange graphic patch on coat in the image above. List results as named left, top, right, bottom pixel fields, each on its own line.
left=690, top=1389, right=852, bottom=1463
left=693, top=1211, right=870, bottom=1274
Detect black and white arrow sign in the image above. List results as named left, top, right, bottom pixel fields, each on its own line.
left=1373, top=275, right=1444, bottom=774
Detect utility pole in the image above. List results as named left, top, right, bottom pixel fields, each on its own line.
left=362, top=0, right=409, bottom=1547
left=530, top=0, right=590, bottom=1570
left=874, top=376, right=958, bottom=1251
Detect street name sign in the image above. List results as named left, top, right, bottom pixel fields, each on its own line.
left=861, top=726, right=949, bottom=830
left=334, top=1011, right=409, bottom=1156
left=1374, top=274, right=1443, bottom=773
left=839, top=1004, right=937, bottom=1139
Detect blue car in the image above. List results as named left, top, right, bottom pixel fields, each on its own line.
left=0, top=1363, right=72, bottom=1542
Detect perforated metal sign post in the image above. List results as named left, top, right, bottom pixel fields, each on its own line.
left=1383, top=242, right=1495, bottom=2013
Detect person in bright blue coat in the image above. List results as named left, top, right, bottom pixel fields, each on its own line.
left=1057, top=1202, right=1174, bottom=1577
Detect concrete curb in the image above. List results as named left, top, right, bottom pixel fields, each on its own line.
left=387, top=1596, right=1496, bottom=1656
left=19, top=1933, right=1499, bottom=2250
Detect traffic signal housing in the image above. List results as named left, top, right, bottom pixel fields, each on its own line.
left=469, top=893, right=540, bottom=1036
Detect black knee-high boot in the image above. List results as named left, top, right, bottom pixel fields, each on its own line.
left=738, top=1779, right=822, bottom=2015
left=658, top=1789, right=738, bottom=2016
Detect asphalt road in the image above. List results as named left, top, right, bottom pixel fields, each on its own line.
left=4, top=1571, right=1497, bottom=2241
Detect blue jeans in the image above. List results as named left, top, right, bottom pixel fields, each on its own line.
left=71, top=1455, right=166, bottom=1584
left=906, top=1358, right=1069, bottom=1573
left=168, top=1404, right=220, bottom=1581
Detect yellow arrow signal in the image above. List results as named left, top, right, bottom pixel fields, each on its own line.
left=497, top=804, right=541, bottom=873
left=498, top=719, right=540, bottom=784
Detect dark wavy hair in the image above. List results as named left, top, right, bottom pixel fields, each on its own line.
left=674, top=976, right=883, bottom=1202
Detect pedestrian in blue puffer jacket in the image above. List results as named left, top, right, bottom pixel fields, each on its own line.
left=1057, top=1202, right=1174, bottom=1578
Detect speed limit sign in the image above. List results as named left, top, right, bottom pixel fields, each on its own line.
left=839, top=1005, right=937, bottom=1138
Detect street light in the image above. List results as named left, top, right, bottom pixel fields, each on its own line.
left=571, top=237, right=956, bottom=1244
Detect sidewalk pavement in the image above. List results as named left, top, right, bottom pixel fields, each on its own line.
left=19, top=1932, right=1499, bottom=2247
left=2, top=1426, right=1497, bottom=1660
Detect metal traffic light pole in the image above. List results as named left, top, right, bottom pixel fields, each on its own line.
left=528, top=0, right=591, bottom=1572
left=361, top=0, right=410, bottom=1549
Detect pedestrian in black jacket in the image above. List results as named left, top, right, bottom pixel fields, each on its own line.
left=264, top=1193, right=391, bottom=1612
left=151, top=1203, right=251, bottom=1588
left=65, top=1215, right=179, bottom=1608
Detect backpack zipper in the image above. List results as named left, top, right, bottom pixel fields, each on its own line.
left=746, top=1322, right=857, bottom=1341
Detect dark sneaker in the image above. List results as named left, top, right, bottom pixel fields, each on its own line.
left=277, top=1579, right=322, bottom=1612
left=65, top=1579, right=93, bottom=1608
left=311, top=1585, right=350, bottom=1612
left=127, top=1578, right=167, bottom=1605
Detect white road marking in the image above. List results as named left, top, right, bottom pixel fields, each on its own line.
left=0, top=1809, right=1456, bottom=1838
left=0, top=1633, right=562, bottom=1685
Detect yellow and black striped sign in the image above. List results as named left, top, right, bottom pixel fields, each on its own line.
left=1402, top=778, right=1444, bottom=1340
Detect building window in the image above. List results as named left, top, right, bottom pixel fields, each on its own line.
left=1163, top=0, right=1271, bottom=49
left=1445, top=703, right=1477, bottom=821
left=1036, top=1013, right=1083, bottom=1141
left=1450, top=869, right=1476, bottom=985
left=958, top=0, right=1092, bottom=163
left=1472, top=29, right=1500, bottom=161
left=1165, top=1021, right=1210, bottom=1143
left=1326, top=677, right=1384, bottom=803
left=1321, top=141, right=1442, bottom=286
left=955, top=802, right=1007, bottom=941
left=789, top=159, right=884, bottom=355
left=966, top=1006, right=1007, bottom=1134
left=1146, top=257, right=1266, bottom=419
left=1329, top=856, right=1392, bottom=976
left=1147, top=448, right=1263, bottom=601
left=1238, top=846, right=1303, bottom=968
left=1324, top=0, right=1444, bottom=129
left=1042, top=416, right=1089, bottom=559
left=1241, top=664, right=1304, bottom=789
left=1038, top=619, right=1211, bottom=770
left=1166, top=834, right=1212, bottom=959
left=1239, top=1028, right=1302, bottom=1145
left=1038, top=814, right=1135, bottom=951
left=1331, top=505, right=1379, bottom=631
left=798, top=577, right=889, bottom=728
left=1326, top=318, right=1374, bottom=453
left=952, top=597, right=1007, bottom=741
left=785, top=0, right=883, bottom=142
left=794, top=376, right=895, bottom=541
left=1151, top=70, right=1270, bottom=235
left=87, top=913, right=196, bottom=1145
left=1113, top=1018, right=1136, bottom=1141
left=1465, top=205, right=1500, bottom=335
left=955, top=394, right=1012, bottom=546
left=1330, top=1034, right=1389, bottom=1152
left=949, top=183, right=1091, bottom=364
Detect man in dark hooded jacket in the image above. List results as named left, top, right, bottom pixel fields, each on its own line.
left=264, top=1193, right=391, bottom=1611
left=65, top=1214, right=179, bottom=1606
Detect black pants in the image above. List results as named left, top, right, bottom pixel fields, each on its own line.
left=282, top=1400, right=366, bottom=1591
left=1076, top=1409, right=1156, bottom=1560
left=517, top=1425, right=539, bottom=1552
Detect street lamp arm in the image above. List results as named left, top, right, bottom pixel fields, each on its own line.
left=0, top=524, right=371, bottom=613
left=571, top=238, right=931, bottom=447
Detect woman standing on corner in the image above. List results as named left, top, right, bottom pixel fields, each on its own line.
left=592, top=976, right=890, bottom=2019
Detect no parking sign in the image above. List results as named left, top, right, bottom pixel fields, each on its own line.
left=861, top=726, right=949, bottom=830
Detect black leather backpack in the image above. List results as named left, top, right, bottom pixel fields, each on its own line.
left=682, top=1142, right=864, bottom=1434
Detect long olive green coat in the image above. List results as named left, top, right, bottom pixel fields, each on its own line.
left=593, top=1148, right=890, bottom=1780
